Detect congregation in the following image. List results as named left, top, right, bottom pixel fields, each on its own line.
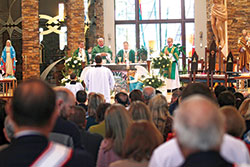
left=0, top=73, right=250, bottom=166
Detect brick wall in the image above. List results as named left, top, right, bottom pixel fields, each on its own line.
left=22, top=0, right=40, bottom=80
left=66, top=0, right=85, bottom=56
left=207, top=0, right=250, bottom=56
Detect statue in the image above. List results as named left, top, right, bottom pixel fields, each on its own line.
left=238, top=30, right=250, bottom=72
left=211, top=0, right=227, bottom=48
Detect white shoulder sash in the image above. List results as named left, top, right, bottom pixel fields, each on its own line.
left=30, top=142, right=73, bottom=167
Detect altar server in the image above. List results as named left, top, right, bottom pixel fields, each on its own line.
left=84, top=55, right=115, bottom=102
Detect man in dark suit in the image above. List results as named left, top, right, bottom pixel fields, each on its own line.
left=52, top=87, right=83, bottom=149
left=0, top=79, right=94, bottom=166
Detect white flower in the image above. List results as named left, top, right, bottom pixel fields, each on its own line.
left=74, top=60, right=77, bottom=64
left=159, top=57, right=162, bottom=60
left=149, top=82, right=152, bottom=84
left=163, top=65, right=165, bottom=68
left=152, top=80, right=155, bottom=82
left=78, top=63, right=81, bottom=66
left=72, top=65, right=75, bottom=68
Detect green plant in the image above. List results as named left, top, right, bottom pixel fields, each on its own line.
left=60, top=54, right=83, bottom=86
left=173, top=43, right=186, bottom=56
left=152, top=52, right=171, bottom=78
left=142, top=75, right=165, bottom=89
left=137, top=45, right=148, bottom=61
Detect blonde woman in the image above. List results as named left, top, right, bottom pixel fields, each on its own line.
left=148, top=94, right=173, bottom=140
left=239, top=98, right=250, bottom=133
left=86, top=93, right=105, bottom=130
left=128, top=101, right=152, bottom=122
left=110, top=121, right=163, bottom=167
left=97, top=104, right=132, bottom=167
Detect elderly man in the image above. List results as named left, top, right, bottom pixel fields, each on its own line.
left=142, top=86, right=156, bottom=105
left=161, top=37, right=180, bottom=90
left=0, top=79, right=94, bottom=166
left=175, top=95, right=232, bottom=166
left=149, top=95, right=250, bottom=167
left=91, top=38, right=113, bottom=63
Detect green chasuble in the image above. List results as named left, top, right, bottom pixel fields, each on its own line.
left=161, top=46, right=179, bottom=79
left=91, top=45, right=113, bottom=63
left=115, top=49, right=137, bottom=63
left=73, top=48, right=90, bottom=64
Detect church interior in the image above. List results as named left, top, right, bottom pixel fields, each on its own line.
left=0, top=0, right=250, bottom=166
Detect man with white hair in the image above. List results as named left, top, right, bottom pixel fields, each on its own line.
left=161, top=37, right=180, bottom=90
left=175, top=95, right=232, bottom=166
left=149, top=95, right=250, bottom=167
left=91, top=38, right=112, bottom=63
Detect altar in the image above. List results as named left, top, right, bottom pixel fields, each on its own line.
left=86, top=63, right=149, bottom=92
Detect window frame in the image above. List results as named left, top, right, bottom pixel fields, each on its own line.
left=115, top=0, right=194, bottom=55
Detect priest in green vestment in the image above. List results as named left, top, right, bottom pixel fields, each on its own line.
left=161, top=37, right=181, bottom=90
left=115, top=41, right=137, bottom=63
left=91, top=38, right=113, bottom=63
left=73, top=41, right=91, bottom=64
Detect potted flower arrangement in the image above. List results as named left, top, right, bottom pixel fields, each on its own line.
left=60, top=55, right=83, bottom=85
left=152, top=52, right=171, bottom=78
left=142, top=75, right=165, bottom=89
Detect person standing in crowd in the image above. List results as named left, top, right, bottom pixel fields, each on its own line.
left=76, top=90, right=88, bottom=112
left=73, top=41, right=91, bottom=64
left=142, top=86, right=156, bottom=105
left=1, top=40, right=16, bottom=77
left=175, top=96, right=233, bottom=167
left=0, top=79, right=94, bottom=166
left=115, top=41, right=136, bottom=63
left=161, top=37, right=180, bottom=90
left=91, top=38, right=113, bottom=63
left=97, top=104, right=132, bottom=167
left=68, top=106, right=103, bottom=165
left=110, top=121, right=163, bottom=167
left=52, top=87, right=82, bottom=149
left=84, top=55, right=115, bottom=102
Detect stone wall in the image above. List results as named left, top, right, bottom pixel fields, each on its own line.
left=95, top=0, right=104, bottom=41
left=207, top=0, right=250, bottom=56
left=66, top=0, right=85, bottom=56
left=227, top=0, right=250, bottom=54
left=22, top=0, right=40, bottom=80
left=85, top=0, right=104, bottom=48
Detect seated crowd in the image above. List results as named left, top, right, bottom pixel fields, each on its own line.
left=0, top=79, right=250, bottom=167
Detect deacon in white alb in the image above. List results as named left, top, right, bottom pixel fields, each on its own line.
left=84, top=55, right=115, bottom=102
